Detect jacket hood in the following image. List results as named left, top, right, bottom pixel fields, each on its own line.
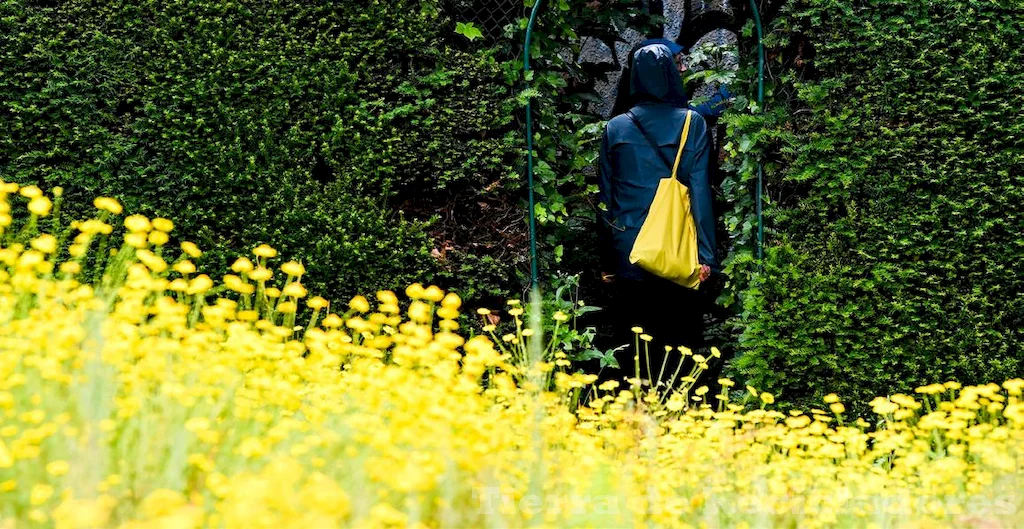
left=638, top=38, right=686, bottom=57
left=629, top=44, right=688, bottom=108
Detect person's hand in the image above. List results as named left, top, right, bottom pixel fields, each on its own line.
left=698, top=264, right=711, bottom=283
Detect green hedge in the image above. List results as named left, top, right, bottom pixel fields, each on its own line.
left=728, top=0, right=1024, bottom=414
left=0, top=0, right=518, bottom=301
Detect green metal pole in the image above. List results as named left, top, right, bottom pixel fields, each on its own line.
left=524, top=0, right=544, bottom=289
left=749, top=0, right=765, bottom=261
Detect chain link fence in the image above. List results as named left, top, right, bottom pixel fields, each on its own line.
left=442, top=0, right=527, bottom=39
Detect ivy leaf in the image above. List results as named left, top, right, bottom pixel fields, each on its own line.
left=455, top=22, right=483, bottom=41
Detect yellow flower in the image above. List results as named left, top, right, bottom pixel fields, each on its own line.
left=93, top=197, right=123, bottom=214
left=824, top=393, right=840, bottom=404
left=869, top=397, right=898, bottom=415
left=139, top=489, right=187, bottom=518
left=321, top=314, right=343, bottom=328
left=250, top=267, right=273, bottom=282
left=180, top=241, right=202, bottom=258
left=436, top=306, right=459, bottom=320
left=30, top=234, right=57, bottom=254
left=173, top=260, right=197, bottom=275
left=281, top=260, right=306, bottom=277
left=80, top=220, right=114, bottom=235
left=760, top=392, right=775, bottom=405
left=0, top=439, right=12, bottom=468
left=147, top=230, right=170, bottom=246
left=46, top=460, right=70, bottom=476
left=377, top=290, right=399, bottom=305
left=136, top=250, right=168, bottom=273
left=223, top=275, right=254, bottom=295
left=221, top=258, right=252, bottom=277
left=28, top=196, right=52, bottom=217
left=405, top=283, right=426, bottom=299
left=282, top=282, right=307, bottom=298
left=187, top=275, right=213, bottom=295
left=124, top=214, right=152, bottom=233
left=30, top=483, right=53, bottom=506
left=349, top=295, right=370, bottom=313
left=553, top=311, right=569, bottom=322
left=423, top=285, right=445, bottom=302
left=1003, top=378, right=1024, bottom=395
left=253, top=243, right=278, bottom=258
left=307, top=297, right=329, bottom=310
left=408, top=301, right=432, bottom=323
left=59, top=261, right=81, bottom=275
left=441, top=292, right=462, bottom=309
left=53, top=496, right=115, bottom=529
left=19, top=185, right=42, bottom=198
left=666, top=396, right=686, bottom=411
left=830, top=403, right=846, bottom=415
left=785, top=415, right=812, bottom=429
left=152, top=217, right=174, bottom=232
left=125, top=232, right=148, bottom=248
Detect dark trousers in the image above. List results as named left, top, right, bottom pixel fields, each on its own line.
left=593, top=275, right=723, bottom=398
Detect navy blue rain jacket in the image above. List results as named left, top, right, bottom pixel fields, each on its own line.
left=597, top=44, right=719, bottom=282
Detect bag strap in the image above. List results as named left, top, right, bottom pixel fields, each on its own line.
left=626, top=110, right=694, bottom=180
left=671, top=111, right=694, bottom=180
left=626, top=111, right=673, bottom=170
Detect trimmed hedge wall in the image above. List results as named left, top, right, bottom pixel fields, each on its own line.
left=0, top=0, right=518, bottom=301
left=730, top=0, right=1024, bottom=413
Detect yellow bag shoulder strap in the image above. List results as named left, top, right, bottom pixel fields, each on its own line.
left=671, top=110, right=694, bottom=181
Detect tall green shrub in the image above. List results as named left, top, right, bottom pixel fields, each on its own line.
left=721, top=0, right=1024, bottom=414
left=0, top=0, right=518, bottom=300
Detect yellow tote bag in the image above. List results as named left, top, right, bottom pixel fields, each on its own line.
left=628, top=111, right=701, bottom=289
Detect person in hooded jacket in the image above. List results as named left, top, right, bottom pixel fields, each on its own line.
left=596, top=43, right=720, bottom=392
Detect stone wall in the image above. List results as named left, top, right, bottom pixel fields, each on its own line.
left=577, top=0, right=738, bottom=118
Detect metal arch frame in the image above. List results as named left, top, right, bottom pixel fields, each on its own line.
left=524, top=0, right=543, bottom=289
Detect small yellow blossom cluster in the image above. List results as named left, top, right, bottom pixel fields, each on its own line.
left=0, top=186, right=1021, bottom=529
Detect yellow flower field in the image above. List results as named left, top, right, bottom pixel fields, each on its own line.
left=0, top=184, right=1021, bottom=528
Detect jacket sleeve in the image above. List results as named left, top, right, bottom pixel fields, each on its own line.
left=596, top=127, right=617, bottom=273
left=687, top=113, right=719, bottom=270
left=690, top=84, right=731, bottom=120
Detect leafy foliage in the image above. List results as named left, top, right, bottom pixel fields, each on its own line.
left=456, top=21, right=485, bottom=41
left=0, top=0, right=517, bottom=302
left=719, top=0, right=1024, bottom=415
